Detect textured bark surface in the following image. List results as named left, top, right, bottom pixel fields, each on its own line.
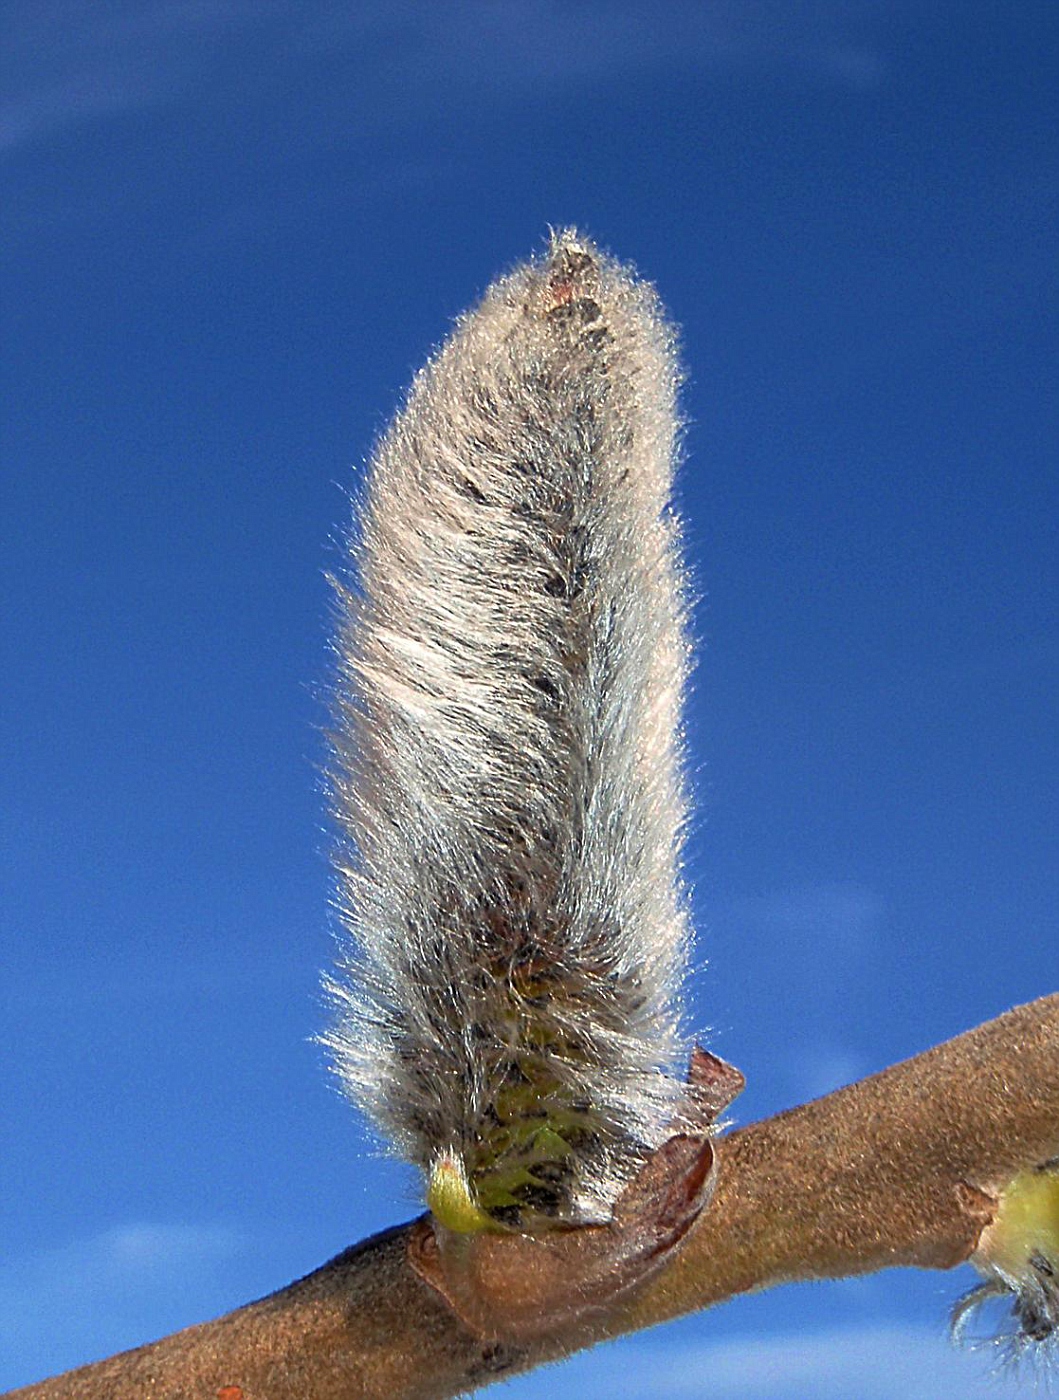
left=8, top=994, right=1059, bottom=1400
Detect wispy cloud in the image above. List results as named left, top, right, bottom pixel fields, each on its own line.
left=728, top=882, right=884, bottom=947
left=0, top=1222, right=244, bottom=1391
left=2, top=0, right=889, bottom=157
left=1, top=0, right=272, bottom=153
left=0, top=1219, right=243, bottom=1296
left=724, top=880, right=884, bottom=1008
left=700, top=881, right=883, bottom=1105
left=304, top=0, right=889, bottom=90
left=499, top=1324, right=1040, bottom=1399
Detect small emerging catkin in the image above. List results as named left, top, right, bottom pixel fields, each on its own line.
left=952, top=1161, right=1059, bottom=1360
left=323, top=230, right=693, bottom=1233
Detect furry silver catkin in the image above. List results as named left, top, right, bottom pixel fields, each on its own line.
left=323, top=231, right=693, bottom=1233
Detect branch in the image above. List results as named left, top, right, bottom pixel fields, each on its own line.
left=10, top=994, right=1059, bottom=1400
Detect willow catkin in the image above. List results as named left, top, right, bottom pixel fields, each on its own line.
left=323, top=230, right=693, bottom=1233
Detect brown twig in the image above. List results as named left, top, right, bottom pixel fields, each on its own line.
left=8, top=994, right=1059, bottom=1400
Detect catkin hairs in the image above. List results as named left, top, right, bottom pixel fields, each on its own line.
left=323, top=231, right=694, bottom=1232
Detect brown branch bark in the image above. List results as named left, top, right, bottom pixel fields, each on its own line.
left=9, top=994, right=1059, bottom=1400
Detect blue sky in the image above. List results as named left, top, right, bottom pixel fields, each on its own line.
left=2, top=2, right=1056, bottom=1393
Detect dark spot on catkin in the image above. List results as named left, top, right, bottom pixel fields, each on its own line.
left=457, top=475, right=487, bottom=503
left=531, top=673, right=560, bottom=703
